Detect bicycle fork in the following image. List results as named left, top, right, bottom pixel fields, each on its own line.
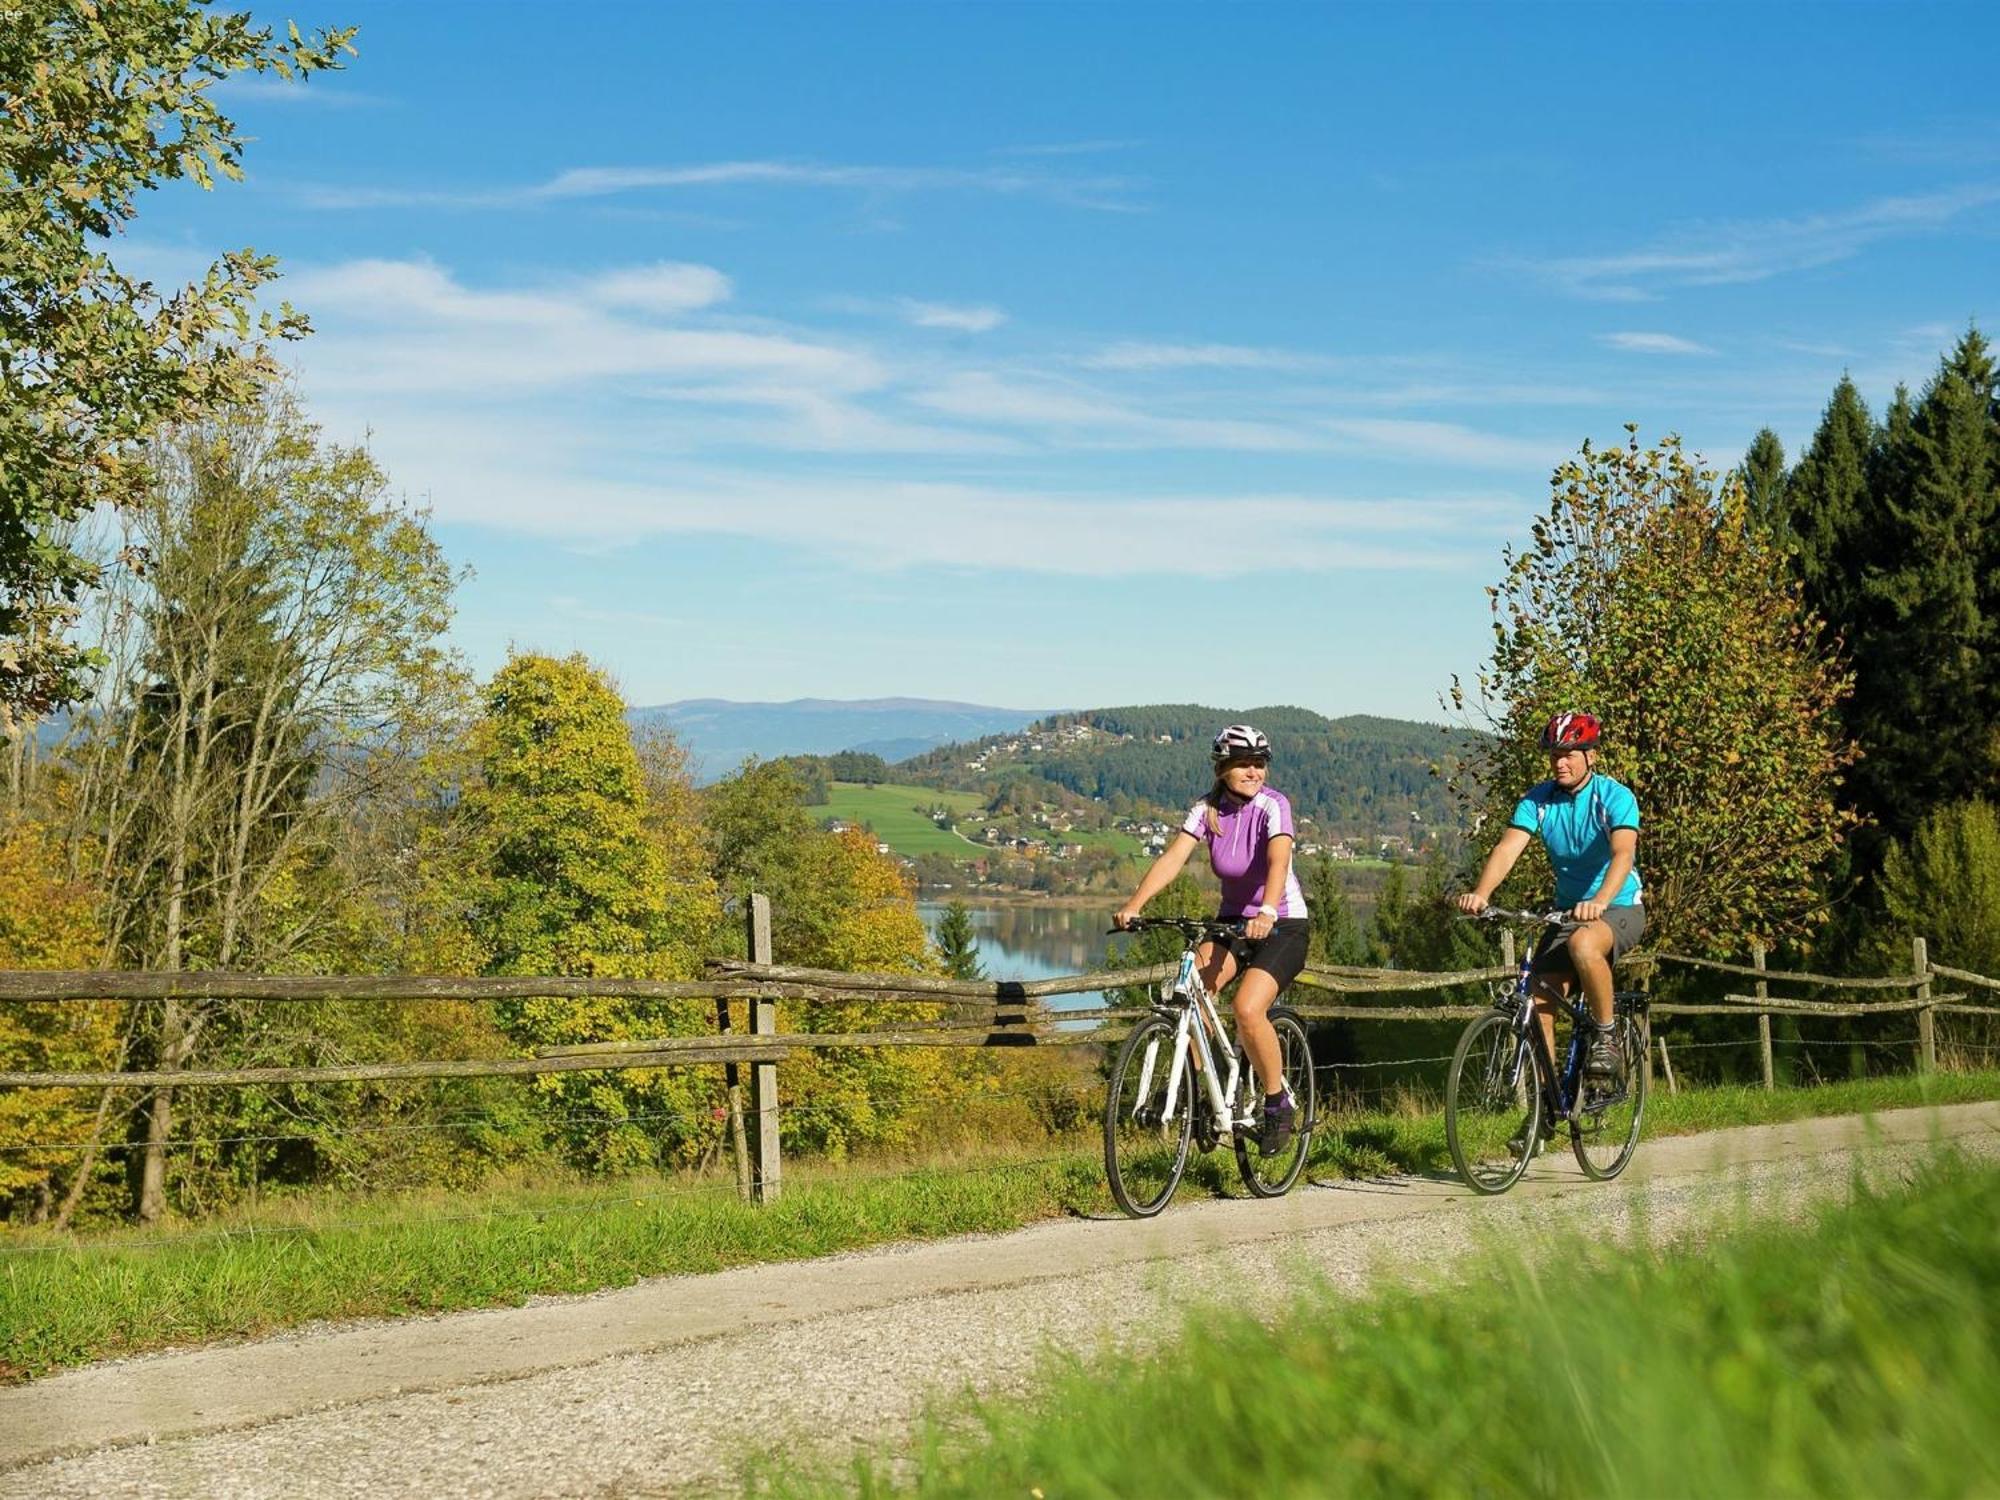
left=1132, top=995, right=1242, bottom=1142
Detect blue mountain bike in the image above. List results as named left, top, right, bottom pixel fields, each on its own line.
left=1444, top=906, right=1649, bottom=1194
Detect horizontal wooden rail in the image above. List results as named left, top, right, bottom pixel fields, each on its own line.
left=1715, top=992, right=1963, bottom=1016
left=1649, top=953, right=1924, bottom=990
left=1294, top=965, right=1514, bottom=993
left=0, top=1045, right=788, bottom=1092
left=709, top=959, right=1176, bottom=999
left=1930, top=963, right=2000, bottom=994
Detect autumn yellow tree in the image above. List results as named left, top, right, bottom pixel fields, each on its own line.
left=0, top=821, right=116, bottom=1224
left=466, top=653, right=722, bottom=1169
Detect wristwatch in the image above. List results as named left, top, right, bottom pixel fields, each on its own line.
left=1257, top=904, right=1278, bottom=918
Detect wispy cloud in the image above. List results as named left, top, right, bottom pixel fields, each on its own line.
left=991, top=139, right=1144, bottom=158
left=286, top=257, right=882, bottom=396
left=395, top=455, right=1511, bottom=576
left=588, top=262, right=733, bottom=314
left=1599, top=331, right=1715, bottom=356
left=1522, top=183, right=2000, bottom=299
left=1082, top=341, right=1332, bottom=372
left=1322, top=417, right=1571, bottom=471
left=898, top=299, right=1008, bottom=333
left=214, top=76, right=384, bottom=109
left=911, top=372, right=1322, bottom=451
left=297, top=158, right=1148, bottom=213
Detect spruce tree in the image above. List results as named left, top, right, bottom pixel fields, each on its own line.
left=1738, top=428, right=1788, bottom=538
left=932, top=900, right=986, bottom=981
left=1847, top=334, right=1998, bottom=848
left=1304, top=854, right=1371, bottom=965
left=1782, top=377, right=1874, bottom=640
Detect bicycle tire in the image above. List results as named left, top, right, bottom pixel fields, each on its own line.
left=1571, top=1012, right=1648, bottom=1180
left=1445, top=1010, right=1543, bottom=1195
left=1104, top=1013, right=1194, bottom=1218
left=1233, top=1008, right=1315, bottom=1197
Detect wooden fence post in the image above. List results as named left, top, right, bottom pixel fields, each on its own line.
left=1499, top=929, right=1516, bottom=975
left=715, top=991, right=752, bottom=1202
left=748, top=892, right=782, bottom=1203
left=1752, top=940, right=1774, bottom=1091
left=1914, top=936, right=1935, bottom=1076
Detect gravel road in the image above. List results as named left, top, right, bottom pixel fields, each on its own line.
left=7, top=1101, right=1997, bottom=1499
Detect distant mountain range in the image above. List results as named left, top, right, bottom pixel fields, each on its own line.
left=628, top=697, right=1058, bottom=780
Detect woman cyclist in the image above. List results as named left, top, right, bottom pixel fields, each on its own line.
left=1114, top=723, right=1310, bottom=1154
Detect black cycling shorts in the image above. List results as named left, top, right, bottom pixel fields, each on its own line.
left=1529, top=904, right=1646, bottom=976
left=1211, top=916, right=1311, bottom=991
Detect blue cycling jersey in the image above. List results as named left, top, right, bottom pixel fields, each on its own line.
left=1509, top=773, right=1642, bottom=908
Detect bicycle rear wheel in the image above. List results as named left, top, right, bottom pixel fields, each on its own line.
left=1104, top=1014, right=1194, bottom=1218
left=1233, top=1009, right=1315, bottom=1197
left=1571, top=1011, right=1648, bottom=1180
left=1445, top=1011, right=1542, bottom=1195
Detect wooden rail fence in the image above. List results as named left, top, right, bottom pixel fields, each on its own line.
left=2, top=895, right=1995, bottom=1203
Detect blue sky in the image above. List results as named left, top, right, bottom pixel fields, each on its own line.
left=133, top=1, right=1996, bottom=718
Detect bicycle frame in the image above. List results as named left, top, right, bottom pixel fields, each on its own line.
left=1494, top=930, right=1639, bottom=1122
left=1131, top=947, right=1251, bottom=1143
left=1498, top=961, right=1590, bottom=1121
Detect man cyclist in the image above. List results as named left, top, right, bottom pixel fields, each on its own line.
left=1454, top=711, right=1643, bottom=1087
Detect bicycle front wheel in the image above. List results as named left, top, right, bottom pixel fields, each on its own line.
left=1233, top=1008, right=1316, bottom=1197
left=1445, top=1011, right=1542, bottom=1195
left=1572, top=1012, right=1648, bottom=1180
left=1105, top=1014, right=1194, bottom=1218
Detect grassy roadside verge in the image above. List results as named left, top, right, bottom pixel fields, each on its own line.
left=5, top=1068, right=1997, bottom=1382
left=754, top=1151, right=2000, bottom=1499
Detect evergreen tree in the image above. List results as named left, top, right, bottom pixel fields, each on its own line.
left=932, top=900, right=986, bottom=981
left=1782, top=377, right=1875, bottom=641
left=1846, top=334, right=1998, bottom=851
left=1739, top=427, right=1789, bottom=538
left=1370, top=862, right=1412, bottom=966
left=1305, top=854, right=1371, bottom=965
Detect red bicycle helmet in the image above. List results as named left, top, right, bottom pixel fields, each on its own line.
left=1539, top=711, right=1602, bottom=752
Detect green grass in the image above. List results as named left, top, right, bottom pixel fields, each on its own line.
left=4, top=1069, right=1996, bottom=1383
left=807, top=783, right=987, bottom=858
left=754, top=1151, right=2000, bottom=1498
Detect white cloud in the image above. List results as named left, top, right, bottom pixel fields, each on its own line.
left=899, top=299, right=1007, bottom=333
left=588, top=262, right=733, bottom=314
left=286, top=257, right=881, bottom=396
left=382, top=450, right=1510, bottom=576
left=1599, top=331, right=1715, bottom=356
left=911, top=372, right=1321, bottom=451
left=296, top=158, right=1147, bottom=213
left=213, top=76, right=383, bottom=109
left=1322, top=417, right=1572, bottom=471
left=1524, top=183, right=2000, bottom=298
left=1082, top=341, right=1331, bottom=372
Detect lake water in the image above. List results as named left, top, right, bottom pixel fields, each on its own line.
left=917, top=900, right=1124, bottom=1015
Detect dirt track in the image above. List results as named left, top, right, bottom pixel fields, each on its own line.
left=6, top=1100, right=1996, bottom=1497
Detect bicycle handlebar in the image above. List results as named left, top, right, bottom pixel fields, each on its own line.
left=1456, top=904, right=1569, bottom=927
left=1107, top=916, right=1247, bottom=939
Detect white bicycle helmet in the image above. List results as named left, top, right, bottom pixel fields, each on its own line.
left=1210, top=723, right=1271, bottom=767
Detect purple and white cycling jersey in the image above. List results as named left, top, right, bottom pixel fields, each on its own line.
left=1180, top=788, right=1309, bottom=919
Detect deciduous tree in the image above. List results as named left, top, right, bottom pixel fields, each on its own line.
left=0, top=1, right=353, bottom=725
left=1453, top=431, right=1858, bottom=952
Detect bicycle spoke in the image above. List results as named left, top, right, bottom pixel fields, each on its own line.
left=1446, top=1012, right=1541, bottom=1194
left=1105, top=1014, right=1193, bottom=1217
left=1572, top=1012, right=1648, bottom=1180
left=1233, top=1010, right=1315, bottom=1197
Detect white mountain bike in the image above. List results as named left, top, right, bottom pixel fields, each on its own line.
left=1102, top=916, right=1316, bottom=1218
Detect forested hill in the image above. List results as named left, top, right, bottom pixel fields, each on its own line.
left=898, top=704, right=1477, bottom=837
